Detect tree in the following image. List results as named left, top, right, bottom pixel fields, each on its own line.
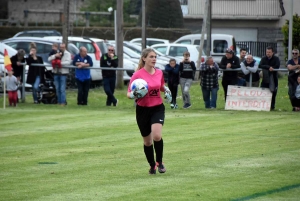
left=138, top=0, right=184, bottom=28
left=282, top=14, right=300, bottom=60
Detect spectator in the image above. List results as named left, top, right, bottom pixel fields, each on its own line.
left=11, top=49, right=25, bottom=82
left=199, top=56, right=219, bottom=109
left=259, top=46, right=280, bottom=110
left=237, top=48, right=247, bottom=86
left=10, top=49, right=26, bottom=101
left=219, top=48, right=240, bottom=101
left=73, top=47, right=93, bottom=106
left=287, top=49, right=300, bottom=73
left=288, top=74, right=300, bottom=111
left=49, top=43, right=62, bottom=69
left=240, top=55, right=260, bottom=87
left=287, top=49, right=300, bottom=111
left=100, top=45, right=118, bottom=106
left=0, top=69, right=19, bottom=107
left=165, top=58, right=180, bottom=109
left=48, top=43, right=71, bottom=106
left=179, top=51, right=196, bottom=109
left=26, top=43, right=45, bottom=104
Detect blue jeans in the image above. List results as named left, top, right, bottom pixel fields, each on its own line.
left=103, top=76, right=117, bottom=106
left=32, top=76, right=40, bottom=102
left=201, top=86, right=219, bottom=108
left=76, top=79, right=90, bottom=105
left=54, top=75, right=67, bottom=104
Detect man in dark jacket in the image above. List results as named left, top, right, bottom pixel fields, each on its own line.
left=259, top=46, right=280, bottom=110
left=165, top=58, right=180, bottom=109
left=100, top=46, right=118, bottom=106
left=219, top=48, right=240, bottom=101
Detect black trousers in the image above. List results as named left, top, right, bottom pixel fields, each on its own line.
left=261, top=82, right=278, bottom=110
left=222, top=78, right=237, bottom=101
left=168, top=82, right=178, bottom=104
left=76, top=79, right=90, bottom=105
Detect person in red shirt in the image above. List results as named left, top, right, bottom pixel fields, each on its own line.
left=127, top=48, right=171, bottom=175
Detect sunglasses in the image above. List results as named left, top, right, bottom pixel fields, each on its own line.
left=292, top=52, right=298, bottom=55
left=108, top=49, right=114, bottom=51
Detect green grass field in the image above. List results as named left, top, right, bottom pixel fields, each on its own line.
left=0, top=77, right=299, bottom=201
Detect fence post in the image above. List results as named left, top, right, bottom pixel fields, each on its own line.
left=22, top=63, right=26, bottom=103
left=85, top=12, right=90, bottom=27
left=249, top=72, right=252, bottom=87
left=24, top=10, right=28, bottom=27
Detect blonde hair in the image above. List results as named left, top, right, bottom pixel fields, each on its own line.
left=137, top=48, right=156, bottom=71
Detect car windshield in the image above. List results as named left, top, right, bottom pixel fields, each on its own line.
left=96, top=41, right=108, bottom=54
left=70, top=41, right=95, bottom=53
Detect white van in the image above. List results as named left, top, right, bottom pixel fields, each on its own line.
left=173, top=34, right=237, bottom=63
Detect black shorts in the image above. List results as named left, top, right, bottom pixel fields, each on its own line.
left=136, top=103, right=165, bottom=137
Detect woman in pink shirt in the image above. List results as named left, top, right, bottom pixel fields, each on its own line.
left=127, top=48, right=171, bottom=175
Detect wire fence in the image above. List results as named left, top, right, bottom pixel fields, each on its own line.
left=0, top=62, right=289, bottom=103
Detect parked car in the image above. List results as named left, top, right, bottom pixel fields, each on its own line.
left=130, top=38, right=169, bottom=46
left=13, top=30, right=61, bottom=37
left=123, top=41, right=181, bottom=63
left=43, top=36, right=103, bottom=83
left=0, top=43, right=18, bottom=92
left=2, top=37, right=78, bottom=64
left=1, top=37, right=80, bottom=89
left=236, top=45, right=261, bottom=64
left=173, top=34, right=237, bottom=64
left=151, top=44, right=205, bottom=64
left=89, top=37, right=108, bottom=56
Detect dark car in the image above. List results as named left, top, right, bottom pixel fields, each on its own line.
left=13, top=30, right=61, bottom=38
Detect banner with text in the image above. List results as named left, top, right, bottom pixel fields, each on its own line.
left=225, top=85, right=272, bottom=111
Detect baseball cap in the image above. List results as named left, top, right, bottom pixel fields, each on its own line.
left=225, top=48, right=234, bottom=54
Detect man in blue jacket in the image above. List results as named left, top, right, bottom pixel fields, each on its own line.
left=73, top=47, right=93, bottom=105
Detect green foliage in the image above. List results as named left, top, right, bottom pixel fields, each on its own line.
left=80, top=0, right=138, bottom=27
left=281, top=14, right=300, bottom=60
left=138, top=0, right=184, bottom=28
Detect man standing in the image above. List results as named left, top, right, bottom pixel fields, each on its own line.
left=48, top=43, right=71, bottom=106
left=240, top=55, right=260, bottom=87
left=219, top=48, right=240, bottom=101
left=259, top=46, right=280, bottom=110
left=73, top=47, right=93, bottom=105
left=287, top=49, right=300, bottom=72
left=237, top=48, right=247, bottom=86
left=199, top=56, right=219, bottom=109
left=100, top=45, right=119, bottom=106
left=287, top=49, right=300, bottom=111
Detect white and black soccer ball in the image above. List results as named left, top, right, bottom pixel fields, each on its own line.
left=130, top=78, right=148, bottom=94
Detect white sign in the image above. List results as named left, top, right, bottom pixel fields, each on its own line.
left=225, top=85, right=272, bottom=111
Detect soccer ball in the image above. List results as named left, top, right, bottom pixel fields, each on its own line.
left=130, top=78, right=148, bottom=93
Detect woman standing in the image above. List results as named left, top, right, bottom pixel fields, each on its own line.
left=26, top=43, right=45, bottom=103
left=127, top=48, right=171, bottom=175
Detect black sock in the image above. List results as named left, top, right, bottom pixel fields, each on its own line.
left=154, top=138, right=163, bottom=163
left=144, top=144, right=155, bottom=167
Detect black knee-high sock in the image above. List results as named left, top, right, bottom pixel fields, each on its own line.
left=154, top=138, right=163, bottom=163
left=144, top=144, right=155, bottom=167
